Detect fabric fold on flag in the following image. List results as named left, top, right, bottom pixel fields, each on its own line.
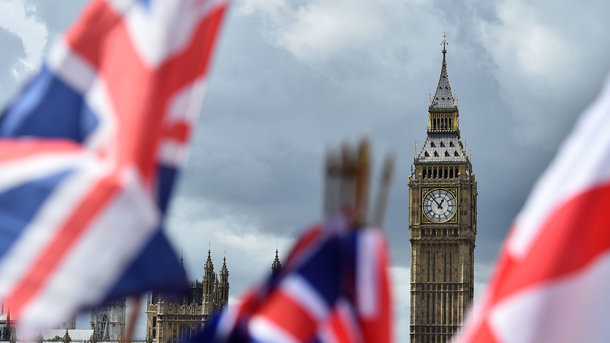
left=456, top=74, right=610, bottom=343
left=191, top=215, right=393, bottom=343
left=0, top=0, right=229, bottom=335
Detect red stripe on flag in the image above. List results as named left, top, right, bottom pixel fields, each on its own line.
left=6, top=173, right=122, bottom=317
left=257, top=290, right=318, bottom=342
left=360, top=237, right=392, bottom=343
left=491, top=181, right=610, bottom=305
left=463, top=181, right=610, bottom=342
left=66, top=2, right=227, bottom=184
left=327, top=308, right=357, bottom=343
left=284, top=225, right=323, bottom=269
left=64, top=0, right=123, bottom=69
left=161, top=121, right=191, bottom=144
left=0, top=140, right=82, bottom=164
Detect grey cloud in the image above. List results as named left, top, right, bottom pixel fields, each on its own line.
left=0, top=27, right=27, bottom=106
left=24, top=0, right=88, bottom=34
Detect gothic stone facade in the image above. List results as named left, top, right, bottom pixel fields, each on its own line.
left=90, top=298, right=126, bottom=341
left=409, top=45, right=477, bottom=343
left=145, top=251, right=229, bottom=343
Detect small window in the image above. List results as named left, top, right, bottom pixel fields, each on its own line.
left=449, top=141, right=455, bottom=147
left=454, top=151, right=459, bottom=157
left=425, top=152, right=430, bottom=157
left=440, top=142, right=445, bottom=147
left=434, top=151, right=439, bottom=157
left=431, top=142, right=436, bottom=148
left=445, top=151, right=450, bottom=157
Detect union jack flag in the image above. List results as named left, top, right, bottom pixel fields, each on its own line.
left=191, top=216, right=393, bottom=343
left=0, top=0, right=229, bottom=334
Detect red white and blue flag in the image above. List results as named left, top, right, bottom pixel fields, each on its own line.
left=456, top=75, right=610, bottom=343
left=191, top=216, right=393, bottom=343
left=0, top=0, right=228, bottom=334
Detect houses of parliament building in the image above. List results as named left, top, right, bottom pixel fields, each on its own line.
left=145, top=249, right=281, bottom=343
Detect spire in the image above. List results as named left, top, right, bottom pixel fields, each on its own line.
left=220, top=256, right=229, bottom=278
left=63, top=329, right=71, bottom=343
left=271, top=248, right=281, bottom=273
left=179, top=251, right=188, bottom=288
left=218, top=255, right=229, bottom=306
left=204, top=249, right=213, bottom=272
left=429, top=33, right=457, bottom=112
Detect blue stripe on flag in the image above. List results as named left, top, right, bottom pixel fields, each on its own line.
left=0, top=65, right=98, bottom=142
left=104, top=229, right=187, bottom=301
left=157, top=165, right=178, bottom=214
left=0, top=169, right=73, bottom=260
left=296, top=237, right=342, bottom=307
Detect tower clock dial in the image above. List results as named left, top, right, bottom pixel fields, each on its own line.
left=423, top=189, right=457, bottom=222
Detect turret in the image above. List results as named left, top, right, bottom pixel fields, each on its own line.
left=218, top=257, right=229, bottom=306
left=427, top=34, right=460, bottom=136
left=202, top=250, right=215, bottom=313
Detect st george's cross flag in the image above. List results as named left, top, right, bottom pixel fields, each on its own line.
left=0, top=0, right=228, bottom=335
left=191, top=215, right=393, bottom=343
left=456, top=74, right=610, bottom=343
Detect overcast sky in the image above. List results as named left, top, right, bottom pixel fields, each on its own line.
left=1, top=0, right=609, bottom=341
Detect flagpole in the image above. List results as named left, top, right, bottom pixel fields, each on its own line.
left=124, top=296, right=141, bottom=343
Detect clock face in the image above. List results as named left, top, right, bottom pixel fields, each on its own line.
left=423, top=189, right=457, bottom=222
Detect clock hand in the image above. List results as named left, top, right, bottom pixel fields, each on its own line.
left=437, top=198, right=445, bottom=210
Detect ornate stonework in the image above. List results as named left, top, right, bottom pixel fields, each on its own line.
left=90, top=298, right=126, bottom=341
left=409, top=43, right=477, bottom=342
left=145, top=251, right=229, bottom=343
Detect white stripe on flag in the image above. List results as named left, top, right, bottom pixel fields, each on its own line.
left=158, top=78, right=208, bottom=168
left=357, top=230, right=380, bottom=317
left=0, top=155, right=101, bottom=297
left=0, top=152, right=84, bottom=193
left=48, top=40, right=118, bottom=154
left=281, top=275, right=329, bottom=320
left=18, top=167, right=159, bottom=332
left=47, top=39, right=96, bottom=95
left=510, top=76, right=610, bottom=258
left=249, top=316, right=300, bottom=343
left=166, top=70, right=208, bottom=123
left=82, top=78, right=118, bottom=153
left=489, top=252, right=610, bottom=343
left=125, top=0, right=229, bottom=66
left=158, top=141, right=189, bottom=168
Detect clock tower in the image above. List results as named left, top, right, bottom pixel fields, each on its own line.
left=408, top=39, right=477, bottom=343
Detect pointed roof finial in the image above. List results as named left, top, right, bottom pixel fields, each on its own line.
left=272, top=248, right=281, bottom=273
left=429, top=33, right=457, bottom=112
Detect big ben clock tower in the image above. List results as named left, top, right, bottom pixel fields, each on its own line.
left=408, top=37, right=477, bottom=343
